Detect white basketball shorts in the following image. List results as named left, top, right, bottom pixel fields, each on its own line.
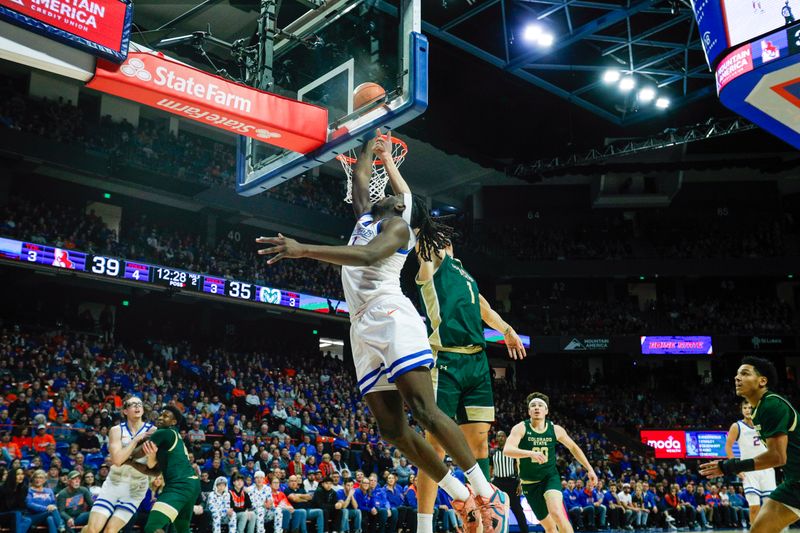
left=91, top=470, right=149, bottom=522
left=743, top=468, right=777, bottom=506
left=351, top=295, right=434, bottom=396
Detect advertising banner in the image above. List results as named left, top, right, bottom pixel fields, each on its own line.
left=0, top=0, right=132, bottom=62
left=88, top=52, right=329, bottom=153
left=641, top=336, right=713, bottom=355
left=640, top=430, right=686, bottom=459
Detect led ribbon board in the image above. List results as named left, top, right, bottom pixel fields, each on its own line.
left=0, top=0, right=132, bottom=62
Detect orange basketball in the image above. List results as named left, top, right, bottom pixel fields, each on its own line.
left=353, top=82, right=386, bottom=109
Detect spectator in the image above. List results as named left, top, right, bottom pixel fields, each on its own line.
left=33, top=425, right=56, bottom=453
left=246, top=471, right=275, bottom=533
left=208, top=477, right=236, bottom=533
left=337, top=479, right=362, bottom=533
left=26, top=468, right=65, bottom=533
left=370, top=474, right=397, bottom=533
left=230, top=473, right=257, bottom=533
left=0, top=467, right=33, bottom=533
left=312, top=476, right=340, bottom=533
left=385, top=472, right=415, bottom=533
left=434, top=488, right=460, bottom=533
left=56, top=470, right=92, bottom=528
left=563, top=479, right=584, bottom=529
left=285, top=474, right=324, bottom=533
left=615, top=482, right=635, bottom=531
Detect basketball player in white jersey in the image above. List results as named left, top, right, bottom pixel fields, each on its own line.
left=83, top=396, right=155, bottom=533
left=256, top=130, right=505, bottom=533
left=725, top=399, right=777, bottom=522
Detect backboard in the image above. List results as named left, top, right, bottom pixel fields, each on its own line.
left=235, top=0, right=427, bottom=197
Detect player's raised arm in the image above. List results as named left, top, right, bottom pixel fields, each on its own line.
left=352, top=136, right=377, bottom=217
left=479, top=293, right=526, bottom=360
left=373, top=129, right=411, bottom=195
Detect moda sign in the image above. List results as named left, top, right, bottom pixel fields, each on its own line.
left=88, top=53, right=328, bottom=153
left=640, top=430, right=686, bottom=459
left=0, top=0, right=132, bottom=61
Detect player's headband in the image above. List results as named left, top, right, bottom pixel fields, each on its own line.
left=528, top=398, right=548, bottom=408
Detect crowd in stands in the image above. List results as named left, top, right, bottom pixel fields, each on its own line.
left=510, top=295, right=796, bottom=336
left=469, top=212, right=797, bottom=262
left=0, top=320, right=774, bottom=533
left=0, top=196, right=345, bottom=301
left=0, top=85, right=351, bottom=219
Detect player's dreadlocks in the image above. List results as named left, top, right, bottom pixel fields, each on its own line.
left=409, top=194, right=457, bottom=262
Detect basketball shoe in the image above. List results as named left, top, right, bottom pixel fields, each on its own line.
left=475, top=485, right=510, bottom=533
left=452, top=488, right=481, bottom=533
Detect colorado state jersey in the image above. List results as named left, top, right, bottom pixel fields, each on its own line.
left=341, top=193, right=415, bottom=314
left=736, top=420, right=766, bottom=459
left=149, top=428, right=197, bottom=484
left=753, top=392, right=800, bottom=483
left=518, top=420, right=558, bottom=482
left=416, top=254, right=486, bottom=351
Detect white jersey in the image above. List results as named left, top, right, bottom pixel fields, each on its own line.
left=737, top=419, right=767, bottom=459
left=341, top=193, right=416, bottom=314
left=110, top=420, right=154, bottom=478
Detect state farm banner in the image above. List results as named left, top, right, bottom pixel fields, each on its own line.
left=0, top=0, right=132, bottom=62
left=88, top=53, right=328, bottom=153
left=640, top=430, right=686, bottom=459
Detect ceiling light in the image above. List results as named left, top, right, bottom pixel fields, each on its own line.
left=603, top=69, right=621, bottom=83
left=523, top=25, right=543, bottom=42
left=537, top=33, right=554, bottom=47
left=638, top=87, right=656, bottom=102
left=619, top=76, right=635, bottom=92
left=655, top=97, right=670, bottom=108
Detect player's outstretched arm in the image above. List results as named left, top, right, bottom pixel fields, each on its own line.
left=257, top=218, right=410, bottom=267
left=373, top=129, right=410, bottom=195
left=724, top=422, right=739, bottom=459
left=555, top=424, right=598, bottom=486
left=479, top=294, right=526, bottom=360
left=352, top=137, right=378, bottom=218
left=700, top=434, right=788, bottom=477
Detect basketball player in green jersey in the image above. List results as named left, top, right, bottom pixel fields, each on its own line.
left=503, top=393, right=598, bottom=533
left=700, top=356, right=800, bottom=533
left=415, top=238, right=526, bottom=533
left=127, top=406, right=200, bottom=533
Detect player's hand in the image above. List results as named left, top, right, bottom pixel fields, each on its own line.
left=67, top=519, right=75, bottom=528
left=256, top=234, right=306, bottom=264
left=699, top=460, right=723, bottom=478
left=516, top=483, right=522, bottom=496
left=737, top=473, right=745, bottom=480
left=529, top=451, right=547, bottom=464
left=587, top=470, right=598, bottom=488
left=504, top=328, right=527, bottom=360
left=372, top=128, right=392, bottom=162
left=143, top=441, right=159, bottom=458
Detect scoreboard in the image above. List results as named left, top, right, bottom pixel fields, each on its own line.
left=0, top=237, right=314, bottom=314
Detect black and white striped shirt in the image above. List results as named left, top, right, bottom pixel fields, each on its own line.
left=491, top=447, right=518, bottom=479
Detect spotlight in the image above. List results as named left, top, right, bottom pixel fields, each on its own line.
left=619, top=76, right=635, bottom=92
left=537, top=33, right=554, bottom=47
left=638, top=87, right=656, bottom=102
left=523, top=25, right=543, bottom=42
left=603, top=69, right=621, bottom=83
left=655, top=97, right=670, bottom=108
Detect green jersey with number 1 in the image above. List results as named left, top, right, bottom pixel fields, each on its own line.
left=149, top=428, right=197, bottom=484
left=518, top=420, right=558, bottom=482
left=416, top=254, right=486, bottom=351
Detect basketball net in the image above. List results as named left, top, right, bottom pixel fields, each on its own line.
left=338, top=134, right=408, bottom=204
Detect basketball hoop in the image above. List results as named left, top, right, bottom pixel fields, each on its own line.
left=338, top=134, right=408, bottom=204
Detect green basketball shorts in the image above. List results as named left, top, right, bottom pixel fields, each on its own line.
left=432, top=349, right=494, bottom=424
left=521, top=470, right=562, bottom=521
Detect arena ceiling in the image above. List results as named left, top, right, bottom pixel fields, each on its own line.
left=127, top=1, right=777, bottom=169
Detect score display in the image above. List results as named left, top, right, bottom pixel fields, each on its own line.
left=0, top=237, right=527, bottom=345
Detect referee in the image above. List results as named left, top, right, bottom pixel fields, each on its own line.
left=491, top=431, right=528, bottom=533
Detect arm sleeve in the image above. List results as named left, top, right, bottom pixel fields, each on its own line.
left=758, top=397, right=796, bottom=438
